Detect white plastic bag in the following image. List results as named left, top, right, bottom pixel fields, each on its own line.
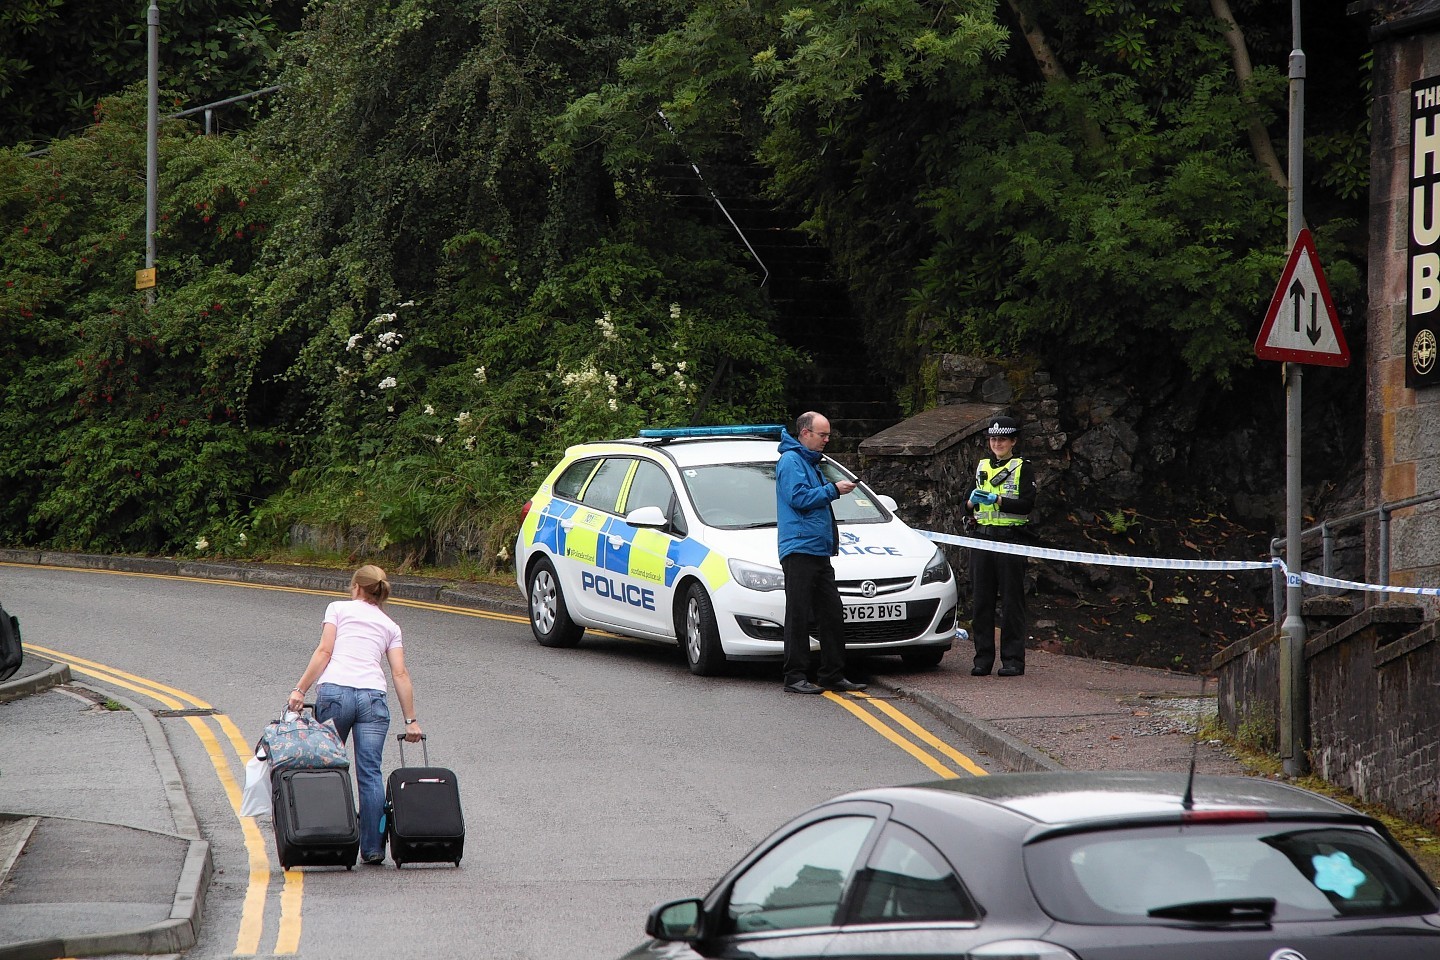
left=239, top=748, right=272, bottom=818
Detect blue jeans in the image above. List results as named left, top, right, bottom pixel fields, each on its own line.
left=315, top=683, right=390, bottom=858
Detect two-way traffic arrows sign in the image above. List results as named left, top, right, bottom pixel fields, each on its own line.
left=1254, top=228, right=1350, bottom=366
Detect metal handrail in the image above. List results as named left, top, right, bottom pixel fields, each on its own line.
left=21, top=84, right=281, bottom=156
left=1269, top=491, right=1440, bottom=620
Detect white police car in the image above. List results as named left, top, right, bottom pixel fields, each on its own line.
left=515, top=425, right=957, bottom=675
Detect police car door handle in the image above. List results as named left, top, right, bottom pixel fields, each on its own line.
left=560, top=518, right=576, bottom=530
left=607, top=534, right=625, bottom=548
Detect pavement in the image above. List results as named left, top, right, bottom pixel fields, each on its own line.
left=0, top=551, right=1248, bottom=959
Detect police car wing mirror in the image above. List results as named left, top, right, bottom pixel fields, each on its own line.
left=625, top=505, right=668, bottom=528
left=877, top=495, right=897, bottom=512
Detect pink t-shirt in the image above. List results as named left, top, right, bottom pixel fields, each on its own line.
left=316, top=599, right=403, bottom=692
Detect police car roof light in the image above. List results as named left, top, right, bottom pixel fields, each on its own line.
left=638, top=424, right=784, bottom=441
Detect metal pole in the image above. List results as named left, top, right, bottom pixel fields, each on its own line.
left=145, top=1, right=159, bottom=304
left=1280, top=0, right=1308, bottom=776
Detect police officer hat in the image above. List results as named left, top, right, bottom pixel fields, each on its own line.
left=987, top=416, right=1020, bottom=437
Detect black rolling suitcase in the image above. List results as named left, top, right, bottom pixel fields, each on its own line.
left=272, top=767, right=360, bottom=870
left=385, top=735, right=464, bottom=867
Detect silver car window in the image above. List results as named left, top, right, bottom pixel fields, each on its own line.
left=726, top=816, right=874, bottom=934
left=1028, top=823, right=1438, bottom=924
left=849, top=822, right=978, bottom=924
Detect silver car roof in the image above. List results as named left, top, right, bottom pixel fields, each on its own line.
left=841, top=771, right=1359, bottom=826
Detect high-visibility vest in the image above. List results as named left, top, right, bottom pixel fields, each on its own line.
left=975, top=457, right=1027, bottom=527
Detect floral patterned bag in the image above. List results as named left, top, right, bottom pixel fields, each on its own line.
left=263, top=707, right=350, bottom=773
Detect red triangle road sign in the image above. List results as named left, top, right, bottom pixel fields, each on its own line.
left=1254, top=229, right=1350, bottom=367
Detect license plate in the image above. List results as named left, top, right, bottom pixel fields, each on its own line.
left=843, top=603, right=905, bottom=623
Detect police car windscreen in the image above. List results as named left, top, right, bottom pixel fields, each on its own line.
left=681, top=463, right=886, bottom=529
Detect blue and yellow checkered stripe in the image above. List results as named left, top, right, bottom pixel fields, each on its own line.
left=520, top=495, right=729, bottom=590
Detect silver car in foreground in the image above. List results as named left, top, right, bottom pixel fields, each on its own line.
left=623, top=771, right=1440, bottom=960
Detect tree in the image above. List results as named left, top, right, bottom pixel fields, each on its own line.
left=0, top=85, right=291, bottom=550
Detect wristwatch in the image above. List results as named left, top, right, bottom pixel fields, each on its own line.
left=405, top=717, right=418, bottom=724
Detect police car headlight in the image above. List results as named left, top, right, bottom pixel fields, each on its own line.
left=921, top=546, right=952, bottom=585
left=729, top=558, right=785, bottom=592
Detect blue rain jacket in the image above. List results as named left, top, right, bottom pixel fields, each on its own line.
left=775, top=430, right=840, bottom=560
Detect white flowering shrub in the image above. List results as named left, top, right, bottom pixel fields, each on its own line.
left=257, top=230, right=792, bottom=571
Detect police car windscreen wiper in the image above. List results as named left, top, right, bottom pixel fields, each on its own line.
left=729, top=520, right=777, bottom=529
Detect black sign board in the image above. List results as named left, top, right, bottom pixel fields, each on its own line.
left=1408, top=77, right=1440, bottom=386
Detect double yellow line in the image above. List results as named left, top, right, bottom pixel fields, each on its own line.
left=27, top=643, right=293, bottom=954
left=824, top=690, right=989, bottom=778
left=7, top=562, right=524, bottom=956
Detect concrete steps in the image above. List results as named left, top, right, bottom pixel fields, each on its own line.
left=660, top=161, right=903, bottom=449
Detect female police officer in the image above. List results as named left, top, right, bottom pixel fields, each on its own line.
left=965, top=416, right=1036, bottom=676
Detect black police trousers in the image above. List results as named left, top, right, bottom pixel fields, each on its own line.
left=970, top=527, right=1028, bottom=672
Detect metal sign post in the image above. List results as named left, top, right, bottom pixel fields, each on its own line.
left=1281, top=0, right=1307, bottom=777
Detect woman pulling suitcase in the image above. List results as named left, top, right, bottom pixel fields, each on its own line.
left=287, top=564, right=423, bottom=865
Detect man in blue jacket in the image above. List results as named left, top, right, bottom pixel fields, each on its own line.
left=776, top=412, right=867, bottom=695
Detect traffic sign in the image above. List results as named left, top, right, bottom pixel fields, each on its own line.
left=1254, top=229, right=1350, bottom=366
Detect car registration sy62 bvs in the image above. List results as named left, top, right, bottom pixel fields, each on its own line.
left=843, top=602, right=904, bottom=623
left=515, top=425, right=958, bottom=676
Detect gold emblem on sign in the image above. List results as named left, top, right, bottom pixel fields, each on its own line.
left=1414, top=328, right=1438, bottom=376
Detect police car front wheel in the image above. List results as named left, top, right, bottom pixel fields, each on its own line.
left=528, top=558, right=584, bottom=648
left=681, top=583, right=726, bottom=677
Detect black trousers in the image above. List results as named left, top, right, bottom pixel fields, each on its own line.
left=970, top=531, right=1027, bottom=671
left=781, top=553, right=847, bottom=686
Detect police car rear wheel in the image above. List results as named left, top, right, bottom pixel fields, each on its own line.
left=682, top=583, right=725, bottom=676
left=528, top=558, right=583, bottom=648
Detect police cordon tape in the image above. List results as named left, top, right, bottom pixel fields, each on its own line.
left=917, top=529, right=1440, bottom=598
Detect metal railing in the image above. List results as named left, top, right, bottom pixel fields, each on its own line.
left=21, top=84, right=281, bottom=156
left=1269, top=491, right=1440, bottom=621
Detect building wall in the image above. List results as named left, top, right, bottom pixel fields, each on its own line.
left=1369, top=30, right=1440, bottom=609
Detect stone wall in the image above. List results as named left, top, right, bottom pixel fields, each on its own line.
left=1213, top=603, right=1440, bottom=828
left=1365, top=14, right=1440, bottom=614
left=856, top=355, right=1068, bottom=578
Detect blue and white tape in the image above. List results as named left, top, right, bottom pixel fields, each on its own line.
left=919, top=529, right=1440, bottom=598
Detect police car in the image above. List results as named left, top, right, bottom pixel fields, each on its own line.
left=514, top=425, right=958, bottom=675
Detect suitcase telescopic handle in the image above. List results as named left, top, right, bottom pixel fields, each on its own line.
left=395, top=733, right=429, bottom=766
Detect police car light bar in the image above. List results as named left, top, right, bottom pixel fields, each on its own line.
left=638, top=424, right=784, bottom=440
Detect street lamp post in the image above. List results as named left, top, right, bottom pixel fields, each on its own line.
left=143, top=1, right=159, bottom=303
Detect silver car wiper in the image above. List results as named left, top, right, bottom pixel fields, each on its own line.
left=1148, top=898, right=1277, bottom=923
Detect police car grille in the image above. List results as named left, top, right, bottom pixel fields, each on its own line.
left=843, top=600, right=940, bottom=644
left=836, top=577, right=914, bottom=598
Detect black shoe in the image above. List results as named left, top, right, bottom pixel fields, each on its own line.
left=784, top=680, right=824, bottom=694
left=998, top=665, right=1025, bottom=677
left=362, top=853, right=385, bottom=865
left=971, top=665, right=992, bottom=676
left=824, top=679, right=868, bottom=693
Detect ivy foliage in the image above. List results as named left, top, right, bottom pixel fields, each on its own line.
left=240, top=0, right=792, bottom=562
left=0, top=87, right=291, bottom=550
left=0, top=0, right=1374, bottom=561
left=577, top=0, right=1367, bottom=396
